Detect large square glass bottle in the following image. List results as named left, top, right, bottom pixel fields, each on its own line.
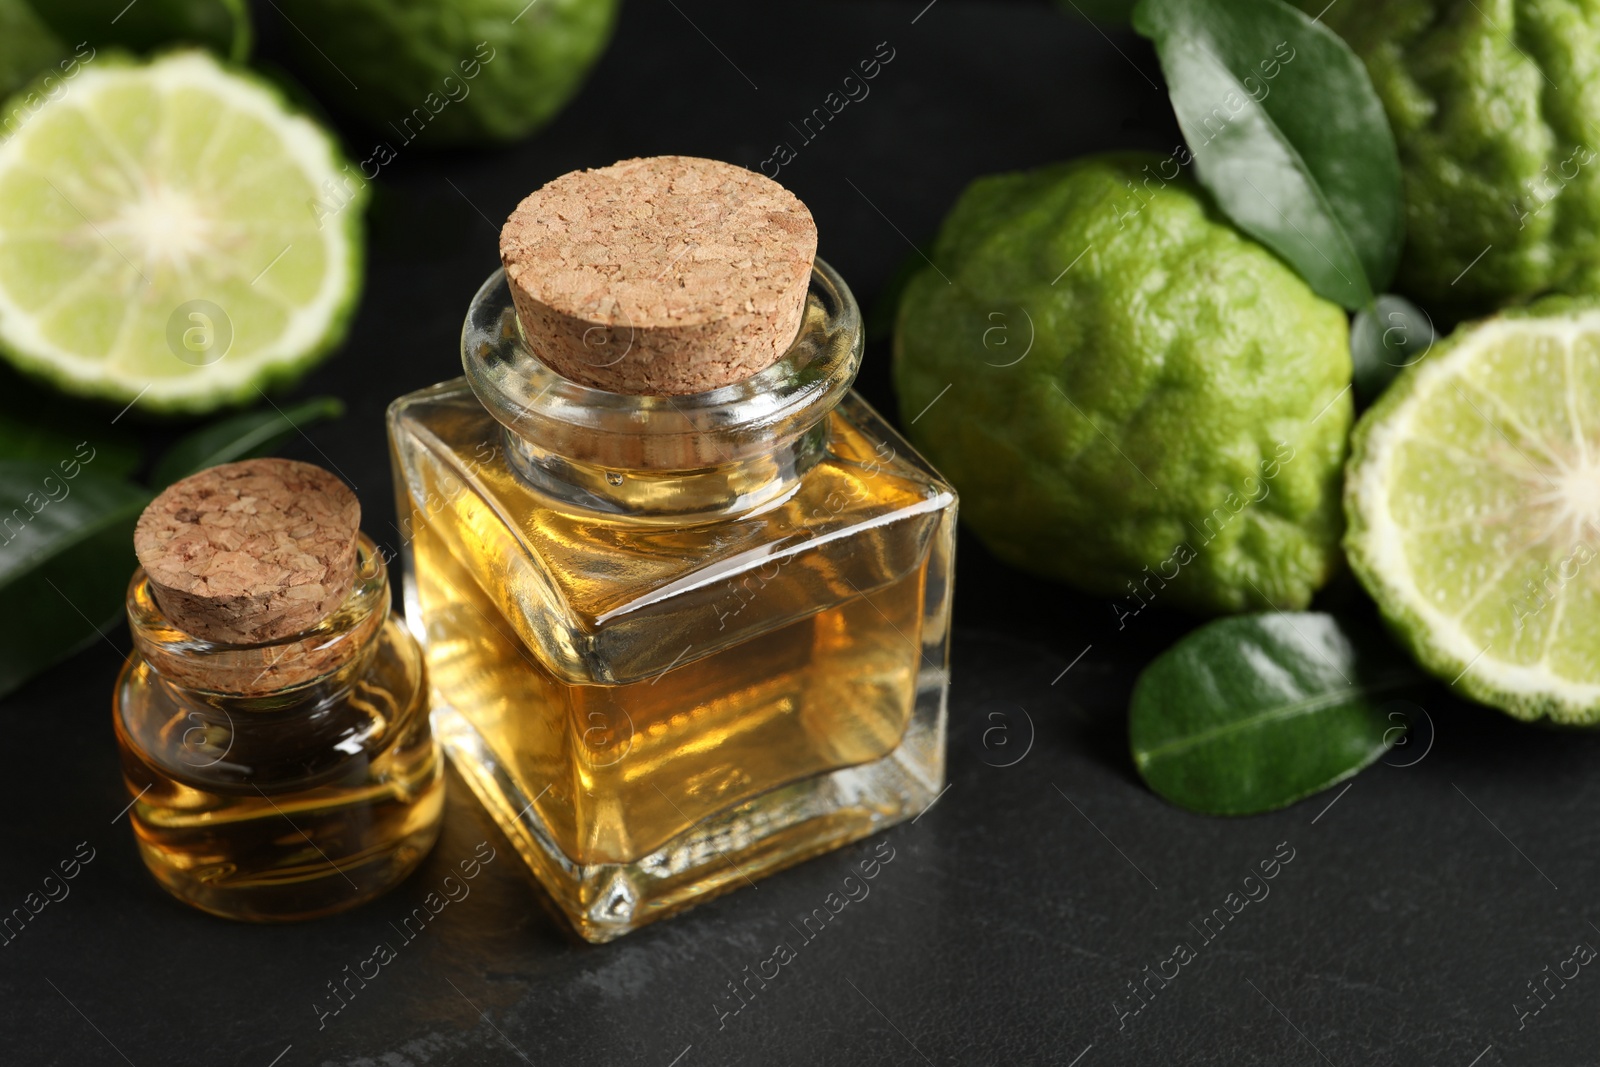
left=388, top=261, right=955, bottom=941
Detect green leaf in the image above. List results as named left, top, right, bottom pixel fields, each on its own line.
left=0, top=366, right=143, bottom=479
left=24, top=0, right=251, bottom=62
left=0, top=0, right=66, bottom=98
left=1129, top=612, right=1420, bottom=816
left=150, top=395, right=344, bottom=489
left=1350, top=294, right=1435, bottom=403
left=0, top=415, right=140, bottom=481
left=1131, top=0, right=1403, bottom=309
left=0, top=462, right=150, bottom=698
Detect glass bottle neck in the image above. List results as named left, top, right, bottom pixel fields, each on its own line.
left=462, top=258, right=864, bottom=522
left=127, top=536, right=390, bottom=702
left=496, top=414, right=830, bottom=520
left=123, top=537, right=394, bottom=791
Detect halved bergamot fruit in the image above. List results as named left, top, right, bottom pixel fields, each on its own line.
left=0, top=50, right=363, bottom=413
left=1346, top=300, right=1600, bottom=723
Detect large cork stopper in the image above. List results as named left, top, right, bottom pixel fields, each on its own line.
left=134, top=458, right=361, bottom=645
left=499, top=155, right=818, bottom=396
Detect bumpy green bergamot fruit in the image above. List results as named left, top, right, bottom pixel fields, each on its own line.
left=892, top=154, right=1353, bottom=614
left=273, top=0, right=618, bottom=146
left=1306, top=0, right=1600, bottom=308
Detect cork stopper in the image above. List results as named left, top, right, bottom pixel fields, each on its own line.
left=134, top=458, right=361, bottom=645
left=499, top=155, right=819, bottom=396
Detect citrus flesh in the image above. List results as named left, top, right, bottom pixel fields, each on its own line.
left=0, top=50, right=363, bottom=412
left=1346, top=302, right=1600, bottom=722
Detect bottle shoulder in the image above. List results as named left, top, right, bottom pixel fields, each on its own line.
left=388, top=380, right=956, bottom=682
left=390, top=382, right=952, bottom=605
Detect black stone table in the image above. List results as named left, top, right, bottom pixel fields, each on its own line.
left=4, top=2, right=1596, bottom=1064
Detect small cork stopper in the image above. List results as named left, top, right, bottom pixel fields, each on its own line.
left=134, top=458, right=361, bottom=645
left=500, top=155, right=818, bottom=396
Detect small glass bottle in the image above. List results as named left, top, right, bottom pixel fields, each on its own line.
left=114, top=459, right=444, bottom=922
left=388, top=156, right=957, bottom=941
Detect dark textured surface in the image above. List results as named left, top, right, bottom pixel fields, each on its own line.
left=3, top=2, right=1599, bottom=1065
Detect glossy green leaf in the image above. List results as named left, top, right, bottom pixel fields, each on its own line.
left=0, top=415, right=140, bottom=481
left=25, top=0, right=251, bottom=62
left=150, top=395, right=344, bottom=489
left=1132, top=0, right=1402, bottom=309
left=0, top=0, right=66, bottom=98
left=0, top=462, right=149, bottom=698
left=1129, top=612, right=1419, bottom=816
left=1350, top=294, right=1435, bottom=403
left=0, top=367, right=143, bottom=479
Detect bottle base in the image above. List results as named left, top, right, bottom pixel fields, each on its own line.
left=433, top=687, right=946, bottom=943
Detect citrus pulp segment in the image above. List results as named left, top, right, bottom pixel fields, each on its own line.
left=0, top=51, right=363, bottom=412
left=1346, top=304, right=1600, bottom=722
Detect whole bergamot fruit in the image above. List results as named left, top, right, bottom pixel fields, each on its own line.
left=892, top=154, right=1353, bottom=614
left=1303, top=0, right=1600, bottom=308
left=272, top=0, right=618, bottom=146
left=25, top=0, right=250, bottom=61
